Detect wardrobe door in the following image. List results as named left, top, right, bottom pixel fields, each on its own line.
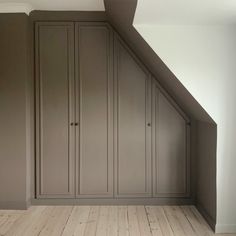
left=35, top=22, right=75, bottom=198
left=114, top=37, right=152, bottom=197
left=153, top=84, right=190, bottom=197
left=75, top=23, right=113, bottom=197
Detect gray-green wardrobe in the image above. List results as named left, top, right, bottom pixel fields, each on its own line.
left=35, top=22, right=190, bottom=202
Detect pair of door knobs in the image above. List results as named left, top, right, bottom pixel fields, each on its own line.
left=70, top=122, right=79, bottom=126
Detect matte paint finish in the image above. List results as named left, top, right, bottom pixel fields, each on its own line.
left=76, top=23, right=113, bottom=197
left=196, top=121, right=217, bottom=227
left=0, top=13, right=30, bottom=209
left=0, top=12, right=215, bottom=229
left=30, top=10, right=107, bottom=22
left=35, top=22, right=75, bottom=198
left=104, top=0, right=213, bottom=122
left=154, top=87, right=190, bottom=197
left=34, top=21, right=190, bottom=200
left=114, top=37, right=152, bottom=197
left=32, top=19, right=192, bottom=204
left=104, top=1, right=216, bottom=229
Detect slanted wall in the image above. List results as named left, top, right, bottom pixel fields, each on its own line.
left=104, top=0, right=217, bottom=230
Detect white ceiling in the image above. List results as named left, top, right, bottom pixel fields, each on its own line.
left=134, top=0, right=236, bottom=25
left=0, top=0, right=105, bottom=14
left=1, top=0, right=235, bottom=24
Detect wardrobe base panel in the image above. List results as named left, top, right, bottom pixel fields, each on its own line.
left=31, top=197, right=194, bottom=206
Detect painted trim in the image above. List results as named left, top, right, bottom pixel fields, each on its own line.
left=215, top=224, right=236, bottom=234
left=113, top=35, right=152, bottom=198
left=0, top=3, right=33, bottom=15
left=31, top=197, right=194, bottom=206
left=29, top=10, right=107, bottom=22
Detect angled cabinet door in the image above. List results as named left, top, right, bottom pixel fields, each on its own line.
left=114, top=36, right=152, bottom=197
left=75, top=23, right=113, bottom=197
left=153, top=83, right=190, bottom=197
left=35, top=22, right=75, bottom=198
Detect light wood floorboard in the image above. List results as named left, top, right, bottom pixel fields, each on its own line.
left=0, top=206, right=235, bottom=236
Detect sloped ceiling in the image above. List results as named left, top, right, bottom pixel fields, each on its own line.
left=0, top=0, right=214, bottom=123
left=104, top=0, right=214, bottom=123
left=135, top=0, right=236, bottom=25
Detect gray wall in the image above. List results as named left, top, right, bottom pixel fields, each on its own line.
left=0, top=12, right=217, bottom=230
left=0, top=13, right=31, bottom=209
left=196, top=121, right=217, bottom=229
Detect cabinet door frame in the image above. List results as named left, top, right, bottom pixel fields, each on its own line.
left=75, top=22, right=114, bottom=198
left=152, top=78, right=191, bottom=198
left=114, top=35, right=152, bottom=198
left=35, top=22, right=75, bottom=198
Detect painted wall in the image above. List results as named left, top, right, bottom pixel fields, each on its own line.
left=196, top=121, right=217, bottom=228
left=0, top=13, right=31, bottom=209
left=133, top=23, right=236, bottom=233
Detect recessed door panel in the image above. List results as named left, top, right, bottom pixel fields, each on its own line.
left=154, top=86, right=190, bottom=197
left=35, top=22, right=75, bottom=198
left=34, top=21, right=190, bottom=201
left=114, top=38, right=151, bottom=197
left=75, top=23, right=113, bottom=197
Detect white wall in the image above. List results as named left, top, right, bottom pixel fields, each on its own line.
left=0, top=1, right=104, bottom=14
left=133, top=23, right=236, bottom=233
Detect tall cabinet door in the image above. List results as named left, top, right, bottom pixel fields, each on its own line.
left=114, top=37, right=152, bottom=197
left=75, top=23, right=113, bottom=197
left=35, top=22, right=75, bottom=198
left=153, top=83, right=190, bottom=197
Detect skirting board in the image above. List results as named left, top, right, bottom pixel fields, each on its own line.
left=31, top=197, right=194, bottom=206
left=215, top=224, right=236, bottom=234
left=0, top=200, right=30, bottom=210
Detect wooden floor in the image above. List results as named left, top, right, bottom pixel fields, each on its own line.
left=0, top=205, right=234, bottom=236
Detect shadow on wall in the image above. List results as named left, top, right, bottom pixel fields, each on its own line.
left=196, top=121, right=217, bottom=229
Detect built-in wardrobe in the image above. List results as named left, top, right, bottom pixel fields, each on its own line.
left=35, top=22, right=190, bottom=202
